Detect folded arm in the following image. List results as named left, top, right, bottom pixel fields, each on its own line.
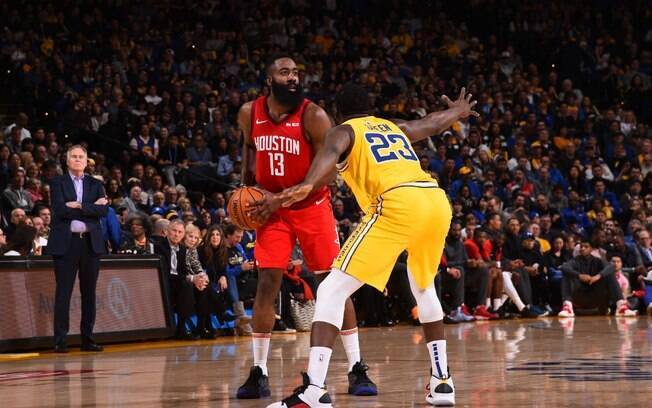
left=81, top=185, right=108, bottom=218
left=560, top=259, right=581, bottom=278
left=51, top=179, right=83, bottom=220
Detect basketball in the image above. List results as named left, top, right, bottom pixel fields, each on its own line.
left=227, top=186, right=266, bottom=230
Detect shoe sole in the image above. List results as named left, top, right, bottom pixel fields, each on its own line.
left=348, top=386, right=378, bottom=396
left=426, top=392, right=455, bottom=406
left=236, top=389, right=271, bottom=399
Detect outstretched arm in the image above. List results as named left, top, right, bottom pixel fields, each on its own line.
left=276, top=125, right=354, bottom=207
left=396, top=88, right=478, bottom=143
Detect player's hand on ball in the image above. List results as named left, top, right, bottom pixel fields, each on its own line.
left=441, top=87, right=479, bottom=119
left=277, top=183, right=314, bottom=208
left=248, top=191, right=281, bottom=224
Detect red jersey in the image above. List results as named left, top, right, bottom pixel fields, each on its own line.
left=464, top=239, right=493, bottom=262
left=250, top=96, right=328, bottom=208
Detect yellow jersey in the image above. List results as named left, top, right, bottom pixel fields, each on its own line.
left=338, top=116, right=436, bottom=210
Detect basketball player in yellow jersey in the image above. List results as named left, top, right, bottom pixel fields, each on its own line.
left=266, top=84, right=478, bottom=408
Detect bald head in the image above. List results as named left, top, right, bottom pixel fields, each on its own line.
left=153, top=219, right=170, bottom=237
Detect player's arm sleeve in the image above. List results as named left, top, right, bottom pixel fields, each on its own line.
left=238, top=102, right=256, bottom=186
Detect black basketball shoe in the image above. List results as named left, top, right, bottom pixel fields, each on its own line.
left=236, top=366, right=271, bottom=399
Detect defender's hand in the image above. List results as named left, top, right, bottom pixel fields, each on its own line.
left=277, top=184, right=314, bottom=208
left=441, top=87, right=479, bottom=119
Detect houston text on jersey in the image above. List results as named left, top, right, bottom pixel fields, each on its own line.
left=253, top=135, right=301, bottom=155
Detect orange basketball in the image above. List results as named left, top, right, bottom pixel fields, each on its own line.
left=227, top=186, right=266, bottom=230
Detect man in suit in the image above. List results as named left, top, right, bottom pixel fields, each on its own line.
left=154, top=219, right=207, bottom=339
left=49, top=145, right=108, bottom=353
left=635, top=229, right=652, bottom=269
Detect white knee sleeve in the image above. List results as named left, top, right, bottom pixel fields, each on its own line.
left=408, top=268, right=444, bottom=323
left=502, top=271, right=526, bottom=310
left=313, top=268, right=364, bottom=330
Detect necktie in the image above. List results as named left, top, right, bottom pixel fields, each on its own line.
left=171, top=246, right=178, bottom=275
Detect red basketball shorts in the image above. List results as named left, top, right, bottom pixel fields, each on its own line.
left=255, top=198, right=340, bottom=272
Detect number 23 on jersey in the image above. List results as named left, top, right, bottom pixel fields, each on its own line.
left=364, top=132, right=418, bottom=163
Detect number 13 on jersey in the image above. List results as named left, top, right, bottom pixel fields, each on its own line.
left=268, top=152, right=285, bottom=176
left=364, top=132, right=418, bottom=163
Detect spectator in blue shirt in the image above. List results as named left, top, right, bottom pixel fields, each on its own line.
left=450, top=166, right=482, bottom=200
left=224, top=223, right=254, bottom=335
left=186, top=134, right=214, bottom=167
left=217, top=145, right=241, bottom=179
left=101, top=199, right=122, bottom=253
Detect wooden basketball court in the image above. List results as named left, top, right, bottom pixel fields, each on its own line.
left=1, top=317, right=650, bottom=407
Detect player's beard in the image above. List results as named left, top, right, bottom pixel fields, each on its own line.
left=271, top=79, right=303, bottom=110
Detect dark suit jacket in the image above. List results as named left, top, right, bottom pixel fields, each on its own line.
left=154, top=239, right=189, bottom=280
left=48, top=174, right=108, bottom=256
left=635, top=244, right=652, bottom=267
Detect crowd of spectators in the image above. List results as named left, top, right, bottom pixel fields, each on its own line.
left=1, top=0, right=652, bottom=334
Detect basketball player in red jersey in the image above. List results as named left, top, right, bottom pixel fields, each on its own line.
left=235, top=55, right=377, bottom=399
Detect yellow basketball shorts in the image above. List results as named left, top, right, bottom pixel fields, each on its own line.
left=333, top=182, right=452, bottom=291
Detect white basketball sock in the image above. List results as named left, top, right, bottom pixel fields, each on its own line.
left=307, top=346, right=332, bottom=388
left=252, top=333, right=271, bottom=376
left=340, top=328, right=361, bottom=372
left=427, top=340, right=449, bottom=378
left=492, top=298, right=503, bottom=310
